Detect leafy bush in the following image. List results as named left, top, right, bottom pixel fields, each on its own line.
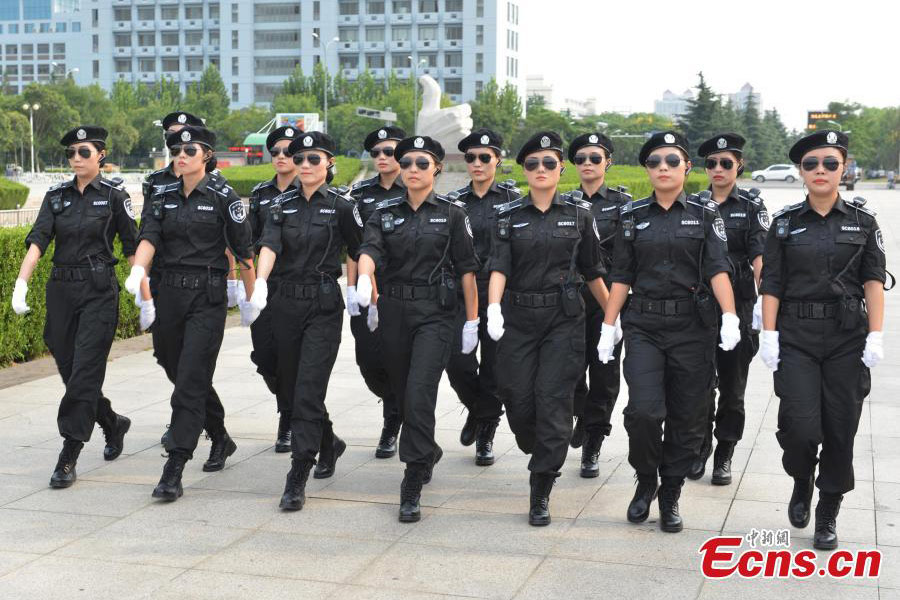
left=0, top=177, right=29, bottom=210
left=219, top=157, right=362, bottom=196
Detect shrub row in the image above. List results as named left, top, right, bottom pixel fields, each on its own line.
left=220, top=157, right=362, bottom=197
left=0, top=177, right=30, bottom=210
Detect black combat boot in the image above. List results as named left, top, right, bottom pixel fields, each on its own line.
left=788, top=474, right=815, bottom=528
left=101, top=414, right=131, bottom=461
left=160, top=425, right=170, bottom=447
left=687, top=433, right=713, bottom=480
left=570, top=416, right=585, bottom=449
left=279, top=459, right=313, bottom=511
left=529, top=472, right=555, bottom=526
left=475, top=419, right=499, bottom=466
left=203, top=431, right=237, bottom=472
left=399, top=466, right=425, bottom=523
left=627, top=474, right=658, bottom=523
left=50, top=439, right=84, bottom=489
left=658, top=479, right=684, bottom=533
left=813, top=493, right=843, bottom=550
left=580, top=430, right=603, bottom=478
left=314, top=434, right=347, bottom=479
left=275, top=412, right=291, bottom=453
left=422, top=445, right=443, bottom=484
left=460, top=411, right=478, bottom=447
left=711, top=441, right=735, bottom=486
left=375, top=416, right=401, bottom=459
left=152, top=452, right=188, bottom=501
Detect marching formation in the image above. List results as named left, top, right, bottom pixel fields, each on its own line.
left=10, top=112, right=888, bottom=549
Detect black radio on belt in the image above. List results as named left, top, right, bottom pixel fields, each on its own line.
left=560, top=282, right=581, bottom=317
left=88, top=259, right=111, bottom=291
left=381, top=212, right=394, bottom=233
left=49, top=194, right=63, bottom=215
left=318, top=276, right=339, bottom=312
left=838, top=296, right=862, bottom=331
left=775, top=218, right=790, bottom=240
left=270, top=201, right=283, bottom=224
left=693, top=286, right=717, bottom=328
left=622, top=217, right=635, bottom=242
left=207, top=270, right=224, bottom=304
left=497, top=217, right=510, bottom=240
left=151, top=197, right=163, bottom=220
left=437, top=273, right=458, bottom=311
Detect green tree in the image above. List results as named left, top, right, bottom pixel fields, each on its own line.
left=183, top=65, right=230, bottom=140
left=220, top=105, right=274, bottom=147
left=470, top=79, right=524, bottom=151
left=679, top=72, right=721, bottom=155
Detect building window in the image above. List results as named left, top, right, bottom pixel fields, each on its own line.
left=24, top=0, right=52, bottom=19
left=476, top=0, right=484, bottom=17
left=138, top=33, right=155, bottom=47
left=232, top=56, right=239, bottom=75
left=114, top=33, right=131, bottom=48
left=9, top=23, right=18, bottom=33
left=338, top=28, right=358, bottom=42
left=476, top=80, right=483, bottom=93
left=115, top=59, right=132, bottom=73
left=445, top=52, right=462, bottom=67
left=446, top=0, right=463, bottom=11
left=393, top=0, right=411, bottom=12
left=231, top=3, right=239, bottom=22
left=392, top=26, right=410, bottom=41
left=137, top=6, right=154, bottom=20
left=92, top=60, right=99, bottom=79
left=365, top=27, right=384, bottom=42
left=209, top=3, right=220, bottom=19
left=254, top=57, right=301, bottom=76
left=24, top=23, right=35, bottom=34
left=232, top=83, right=239, bottom=102
left=391, top=54, right=408, bottom=68
left=476, top=25, right=483, bottom=45
left=91, top=35, right=98, bottom=52
left=419, top=0, right=438, bottom=12
left=339, top=54, right=359, bottom=69
left=162, top=58, right=179, bottom=72
left=161, top=32, right=179, bottom=46
left=231, top=30, right=239, bottom=49
left=160, top=5, right=177, bottom=19
left=253, top=3, right=301, bottom=23
left=0, top=2, right=19, bottom=19
left=5, top=45, right=17, bottom=58
left=445, top=24, right=462, bottom=40
left=254, top=84, right=282, bottom=103
left=420, top=53, right=437, bottom=67
left=22, top=44, right=34, bottom=60
left=254, top=30, right=300, bottom=49
left=139, top=58, right=155, bottom=72
left=367, top=1, right=384, bottom=12
left=366, top=54, right=385, bottom=69
left=339, top=0, right=359, bottom=15
left=418, top=25, right=437, bottom=40
left=209, top=30, right=220, bottom=46
left=184, top=4, right=202, bottom=19
left=71, top=21, right=79, bottom=32
left=185, top=31, right=202, bottom=45
left=37, top=43, right=49, bottom=58
left=186, top=57, right=203, bottom=71
left=313, top=1, right=320, bottom=19
left=113, top=7, right=131, bottom=21
left=475, top=52, right=483, bottom=73
left=56, top=22, right=66, bottom=32
left=54, top=42, right=65, bottom=59
left=444, top=79, right=462, bottom=95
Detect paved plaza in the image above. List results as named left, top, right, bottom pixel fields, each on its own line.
left=0, top=183, right=898, bottom=599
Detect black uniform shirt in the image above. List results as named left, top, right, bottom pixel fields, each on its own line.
left=258, top=184, right=363, bottom=284
left=488, top=191, right=606, bottom=292
left=142, top=163, right=177, bottom=217
left=350, top=174, right=405, bottom=234
left=250, top=176, right=300, bottom=244
left=610, top=192, right=732, bottom=299
left=138, top=174, right=253, bottom=272
left=715, top=185, right=769, bottom=265
left=581, top=183, right=629, bottom=267
left=26, top=175, right=138, bottom=265
left=454, top=181, right=521, bottom=280
left=760, top=196, right=886, bottom=301
left=360, top=191, right=480, bottom=285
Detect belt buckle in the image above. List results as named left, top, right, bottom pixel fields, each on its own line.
left=811, top=303, right=825, bottom=319
left=645, top=300, right=656, bottom=314
left=533, top=294, right=544, bottom=308
left=180, top=275, right=188, bottom=288
left=403, top=284, right=414, bottom=300
left=664, top=300, right=677, bottom=315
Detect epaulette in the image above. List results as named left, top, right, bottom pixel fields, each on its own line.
left=773, top=202, right=804, bottom=218
left=846, top=196, right=876, bottom=217
left=453, top=185, right=472, bottom=198
left=207, top=179, right=233, bottom=198
left=495, top=198, right=523, bottom=215
left=251, top=180, right=274, bottom=195
left=351, top=175, right=378, bottom=191
left=328, top=185, right=355, bottom=205
left=48, top=180, right=74, bottom=192
left=620, top=198, right=651, bottom=214
left=100, top=177, right=125, bottom=192
left=152, top=182, right=180, bottom=196
left=436, top=194, right=466, bottom=209
left=738, top=187, right=762, bottom=205
left=686, top=195, right=719, bottom=213
left=145, top=167, right=168, bottom=181
left=562, top=192, right=592, bottom=211
left=375, top=196, right=405, bottom=211
left=272, top=189, right=299, bottom=206
left=610, top=185, right=632, bottom=203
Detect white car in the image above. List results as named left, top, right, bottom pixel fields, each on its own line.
left=751, top=164, right=800, bottom=183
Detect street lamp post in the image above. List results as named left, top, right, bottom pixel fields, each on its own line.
left=407, top=56, right=427, bottom=134
left=312, top=32, right=339, bottom=133
left=21, top=103, right=40, bottom=175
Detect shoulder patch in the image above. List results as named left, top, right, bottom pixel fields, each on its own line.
left=375, top=196, right=405, bottom=211
left=773, top=202, right=804, bottom=218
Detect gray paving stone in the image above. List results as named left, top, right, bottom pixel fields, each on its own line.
left=6, top=480, right=154, bottom=518
left=155, top=570, right=338, bottom=600
left=0, top=551, right=41, bottom=577
left=260, top=497, right=421, bottom=542
left=723, top=499, right=876, bottom=545
left=0, top=508, right=114, bottom=554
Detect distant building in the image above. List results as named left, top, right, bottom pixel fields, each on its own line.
left=728, top=82, right=762, bottom=111
left=654, top=89, right=694, bottom=120
left=526, top=73, right=553, bottom=108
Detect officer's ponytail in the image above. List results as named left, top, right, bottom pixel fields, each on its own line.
left=205, top=153, right=218, bottom=173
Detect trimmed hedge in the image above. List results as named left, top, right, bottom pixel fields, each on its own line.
left=220, top=157, right=362, bottom=197
left=0, top=227, right=140, bottom=366
left=0, top=177, right=29, bottom=210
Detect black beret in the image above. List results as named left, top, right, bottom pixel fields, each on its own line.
left=395, top=135, right=445, bottom=161
left=567, top=132, right=614, bottom=163
left=516, top=131, right=563, bottom=164
left=788, top=130, right=849, bottom=163
left=60, top=125, right=107, bottom=146
left=166, top=125, right=216, bottom=149
left=266, top=126, right=302, bottom=151
left=161, top=111, right=204, bottom=130
left=458, top=128, right=503, bottom=154
left=638, top=131, right=689, bottom=166
left=698, top=133, right=746, bottom=157
left=364, top=126, right=407, bottom=151
left=287, top=131, right=336, bottom=156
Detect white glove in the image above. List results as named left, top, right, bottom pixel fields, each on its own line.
left=139, top=298, right=156, bottom=331
left=124, top=265, right=145, bottom=297
left=367, top=302, right=379, bottom=332
left=226, top=279, right=239, bottom=308
left=486, top=303, right=504, bottom=341
left=11, top=278, right=30, bottom=315
left=751, top=297, right=763, bottom=332
left=862, top=331, right=884, bottom=368
left=249, top=278, right=268, bottom=312
left=356, top=274, right=373, bottom=308
left=237, top=280, right=247, bottom=304
left=462, top=318, right=479, bottom=354
left=760, top=330, right=780, bottom=371
left=239, top=299, right=260, bottom=327
left=719, top=312, right=741, bottom=351
left=597, top=322, right=617, bottom=364
left=346, top=285, right=361, bottom=317
left=613, top=315, right=623, bottom=345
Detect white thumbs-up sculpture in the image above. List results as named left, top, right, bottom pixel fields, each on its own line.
left=416, top=75, right=473, bottom=154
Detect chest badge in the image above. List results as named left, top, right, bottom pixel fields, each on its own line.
left=636, top=221, right=650, bottom=230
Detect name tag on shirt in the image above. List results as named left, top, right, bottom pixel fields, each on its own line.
left=320, top=208, right=336, bottom=214
left=557, top=220, right=576, bottom=227
left=730, top=212, right=746, bottom=218
left=197, top=204, right=215, bottom=212
left=680, top=219, right=700, bottom=226
left=429, top=218, right=448, bottom=224
left=92, top=200, right=108, bottom=206
left=841, top=225, right=861, bottom=232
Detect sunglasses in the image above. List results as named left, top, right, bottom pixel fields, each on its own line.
left=800, top=156, right=842, bottom=172
left=645, top=153, right=683, bottom=169
left=65, top=147, right=94, bottom=159
left=574, top=152, right=604, bottom=165
left=705, top=157, right=735, bottom=170
left=399, top=156, right=433, bottom=170
left=170, top=145, right=200, bottom=157
left=523, top=156, right=560, bottom=172
left=464, top=152, right=494, bottom=164
left=370, top=147, right=395, bottom=158
left=269, top=148, right=292, bottom=158
left=293, top=153, right=323, bottom=166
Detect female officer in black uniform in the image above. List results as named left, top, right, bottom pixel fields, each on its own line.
left=759, top=130, right=886, bottom=550
left=486, top=131, right=609, bottom=526
left=125, top=125, right=257, bottom=502
left=248, top=125, right=303, bottom=452
left=446, top=128, right=519, bottom=466
left=252, top=131, right=363, bottom=511
left=596, top=131, right=739, bottom=533
left=568, top=132, right=628, bottom=478
left=356, top=135, right=480, bottom=523
left=688, top=134, right=768, bottom=486
left=12, top=126, right=137, bottom=488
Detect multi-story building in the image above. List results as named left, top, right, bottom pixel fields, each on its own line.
left=728, top=82, right=762, bottom=112
left=0, top=0, right=524, bottom=108
left=654, top=89, right=694, bottom=121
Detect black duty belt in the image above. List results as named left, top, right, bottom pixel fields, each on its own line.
left=50, top=266, right=89, bottom=282
left=279, top=282, right=317, bottom=300
left=385, top=284, right=437, bottom=301
left=505, top=290, right=560, bottom=308
left=781, top=301, right=838, bottom=319
left=631, top=297, right=693, bottom=316
left=163, top=271, right=211, bottom=290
